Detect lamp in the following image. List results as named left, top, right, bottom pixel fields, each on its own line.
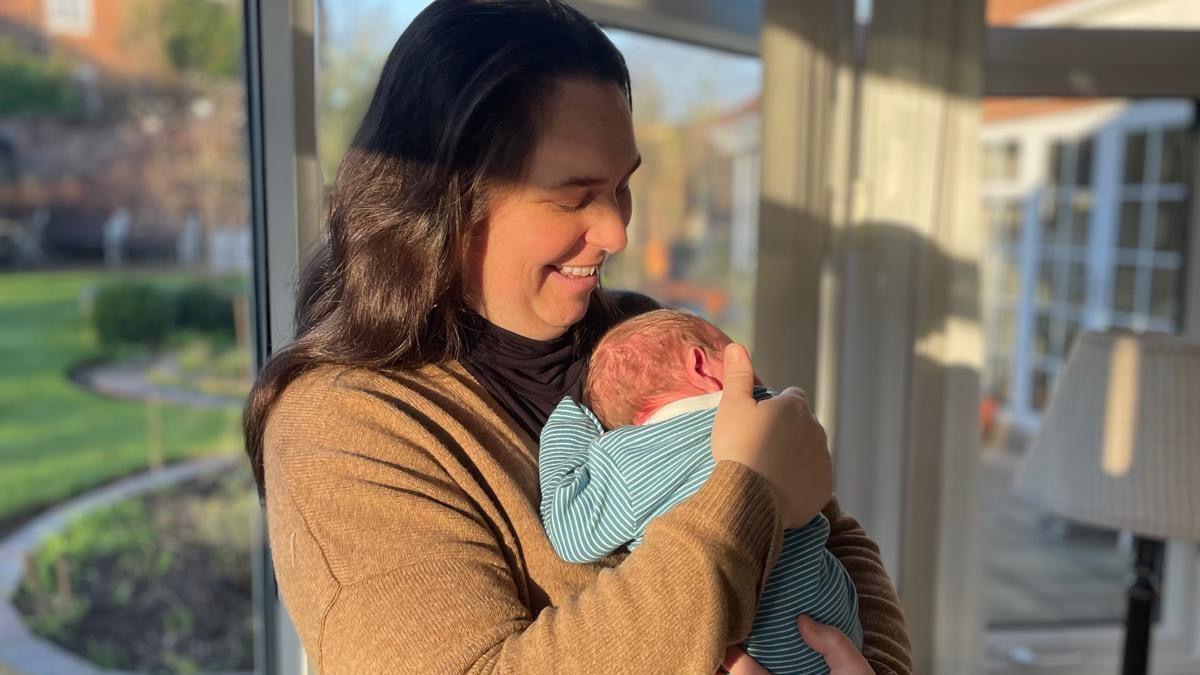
left=1013, top=330, right=1200, bottom=675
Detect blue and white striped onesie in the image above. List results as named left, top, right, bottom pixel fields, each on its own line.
left=539, top=391, right=862, bottom=675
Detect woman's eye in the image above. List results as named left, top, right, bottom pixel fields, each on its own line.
left=560, top=194, right=594, bottom=212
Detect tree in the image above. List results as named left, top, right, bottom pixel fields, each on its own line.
left=158, top=0, right=241, bottom=80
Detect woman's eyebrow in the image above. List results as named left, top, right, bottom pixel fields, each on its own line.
left=549, top=155, right=642, bottom=189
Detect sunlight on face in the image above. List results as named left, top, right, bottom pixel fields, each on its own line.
left=469, top=78, right=640, bottom=340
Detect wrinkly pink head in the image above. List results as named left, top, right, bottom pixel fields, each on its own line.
left=585, top=309, right=733, bottom=429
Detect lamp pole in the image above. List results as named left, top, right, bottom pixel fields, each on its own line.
left=1121, top=536, right=1164, bottom=675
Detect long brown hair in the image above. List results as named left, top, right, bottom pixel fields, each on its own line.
left=244, top=0, right=632, bottom=495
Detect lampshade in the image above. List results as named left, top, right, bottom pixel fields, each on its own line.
left=1013, top=330, right=1200, bottom=542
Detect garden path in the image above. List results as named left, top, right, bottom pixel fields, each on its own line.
left=72, top=356, right=241, bottom=409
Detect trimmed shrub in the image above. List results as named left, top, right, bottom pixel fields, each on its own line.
left=172, top=282, right=235, bottom=339
left=91, top=281, right=237, bottom=349
left=92, top=283, right=172, bottom=348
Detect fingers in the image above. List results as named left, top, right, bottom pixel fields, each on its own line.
left=797, top=616, right=866, bottom=673
left=719, top=343, right=756, bottom=402
left=775, top=386, right=810, bottom=408
left=721, top=645, right=772, bottom=675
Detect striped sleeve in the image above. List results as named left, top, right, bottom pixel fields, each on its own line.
left=538, top=398, right=641, bottom=563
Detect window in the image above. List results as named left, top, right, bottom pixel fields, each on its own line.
left=44, top=0, right=93, bottom=35
left=984, top=141, right=1021, bottom=182
left=0, top=1, right=258, bottom=672
left=1111, top=126, right=1190, bottom=330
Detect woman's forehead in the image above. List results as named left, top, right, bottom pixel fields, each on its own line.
left=526, top=79, right=638, bottom=188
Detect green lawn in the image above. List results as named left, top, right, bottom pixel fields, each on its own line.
left=0, top=269, right=245, bottom=522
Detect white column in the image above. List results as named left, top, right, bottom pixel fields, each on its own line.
left=835, top=1, right=986, bottom=671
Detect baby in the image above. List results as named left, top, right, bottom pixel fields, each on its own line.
left=539, top=309, right=862, bottom=675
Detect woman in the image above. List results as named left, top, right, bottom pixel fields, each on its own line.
left=244, top=1, right=912, bottom=672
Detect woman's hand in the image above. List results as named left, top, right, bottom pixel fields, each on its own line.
left=716, top=616, right=871, bottom=675
left=711, top=343, right=833, bottom=529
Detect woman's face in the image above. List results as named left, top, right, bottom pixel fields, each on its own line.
left=469, top=78, right=640, bottom=340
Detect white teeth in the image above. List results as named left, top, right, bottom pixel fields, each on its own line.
left=557, top=265, right=597, bottom=277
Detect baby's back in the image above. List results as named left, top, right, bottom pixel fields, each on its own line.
left=539, top=397, right=862, bottom=674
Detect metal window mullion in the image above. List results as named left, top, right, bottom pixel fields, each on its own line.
left=242, top=0, right=277, bottom=672
left=243, top=0, right=320, bottom=673
left=1086, top=124, right=1120, bottom=330
left=1134, top=129, right=1166, bottom=326
left=1011, top=189, right=1040, bottom=425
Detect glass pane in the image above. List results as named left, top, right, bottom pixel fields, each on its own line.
left=1124, top=131, right=1147, bottom=184
left=1118, top=201, right=1142, bottom=249
left=989, top=201, right=1024, bottom=246
left=1033, top=312, right=1051, bottom=356
left=1114, top=264, right=1138, bottom=313
left=1003, top=202, right=1024, bottom=244
left=0, top=1, right=258, bottom=673
left=1075, top=139, right=1093, bottom=186
left=1040, top=198, right=1060, bottom=243
left=1036, top=260, right=1055, bottom=303
left=986, top=355, right=1011, bottom=402
left=999, top=307, right=1017, bottom=346
left=1066, top=261, right=1087, bottom=305
left=1003, top=258, right=1021, bottom=296
left=1062, top=318, right=1080, bottom=356
left=1153, top=200, right=1187, bottom=253
left=1047, top=143, right=1063, bottom=186
left=1150, top=267, right=1181, bottom=321
left=1031, top=368, right=1050, bottom=411
left=1069, top=200, right=1089, bottom=246
left=1160, top=127, right=1193, bottom=184
left=597, top=30, right=762, bottom=347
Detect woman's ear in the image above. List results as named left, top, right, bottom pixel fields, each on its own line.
left=684, top=345, right=724, bottom=393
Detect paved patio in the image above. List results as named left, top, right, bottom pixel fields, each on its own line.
left=981, top=449, right=1129, bottom=626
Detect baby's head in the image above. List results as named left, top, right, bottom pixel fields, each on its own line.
left=585, top=309, right=733, bottom=429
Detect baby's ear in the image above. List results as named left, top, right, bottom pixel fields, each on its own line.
left=685, top=345, right=724, bottom=393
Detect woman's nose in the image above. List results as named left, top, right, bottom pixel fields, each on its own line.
left=588, top=198, right=628, bottom=255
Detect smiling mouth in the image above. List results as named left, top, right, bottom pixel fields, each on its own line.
left=554, top=264, right=599, bottom=278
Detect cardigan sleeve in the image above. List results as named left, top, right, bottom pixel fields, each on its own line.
left=822, top=497, right=913, bottom=675
left=263, top=370, right=785, bottom=674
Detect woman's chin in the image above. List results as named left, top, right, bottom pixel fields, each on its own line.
left=539, top=296, right=592, bottom=331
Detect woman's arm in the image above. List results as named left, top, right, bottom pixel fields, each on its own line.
left=263, top=372, right=785, bottom=674
left=822, top=497, right=913, bottom=675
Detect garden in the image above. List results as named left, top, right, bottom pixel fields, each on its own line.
left=0, top=269, right=256, bottom=673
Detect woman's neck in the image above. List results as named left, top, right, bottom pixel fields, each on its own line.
left=470, top=308, right=570, bottom=343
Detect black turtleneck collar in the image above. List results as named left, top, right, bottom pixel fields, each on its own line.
left=459, top=290, right=661, bottom=441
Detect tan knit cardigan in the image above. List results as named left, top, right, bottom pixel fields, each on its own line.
left=263, top=362, right=912, bottom=674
